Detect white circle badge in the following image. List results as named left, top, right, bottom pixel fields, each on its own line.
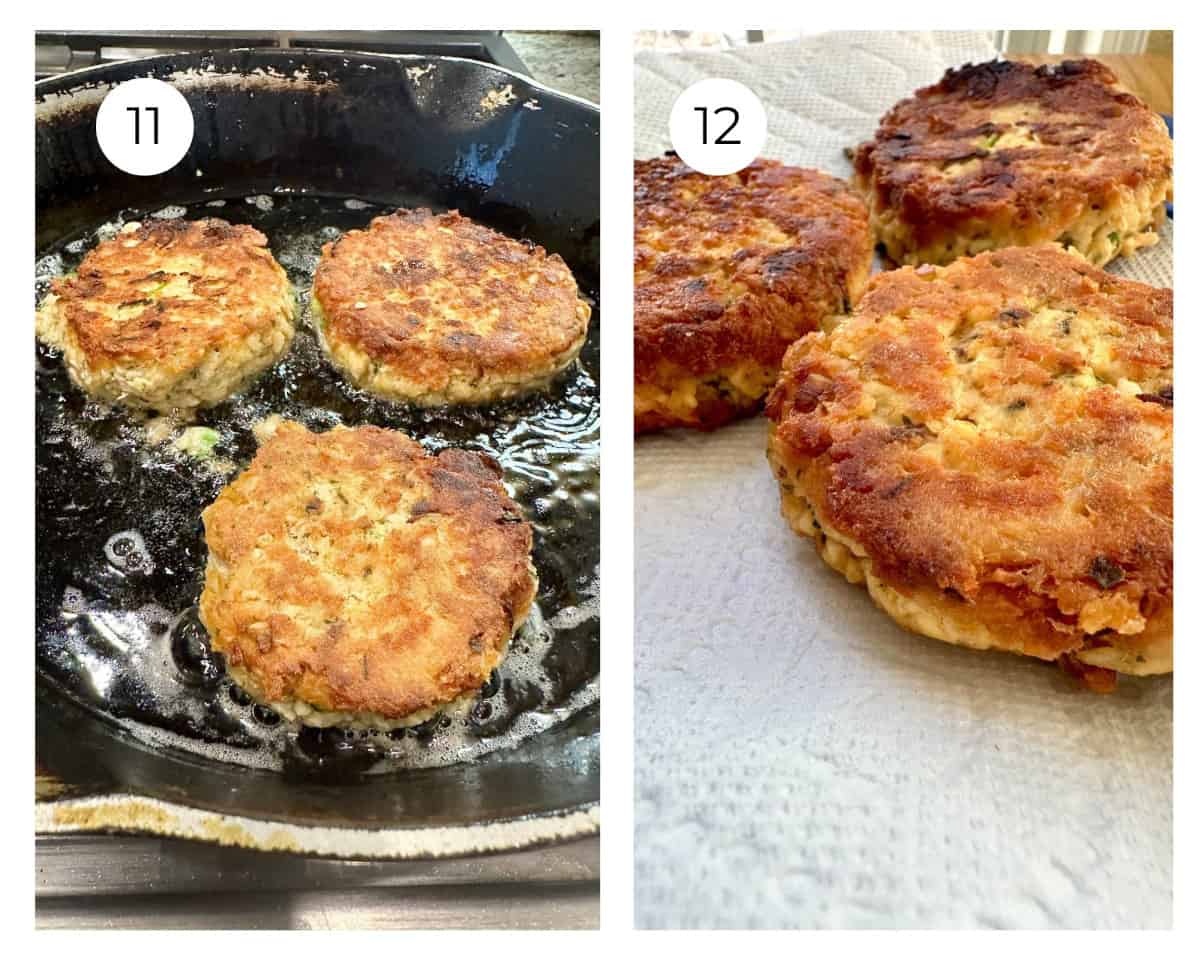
left=95, top=77, right=195, bottom=177
left=668, top=78, right=767, bottom=176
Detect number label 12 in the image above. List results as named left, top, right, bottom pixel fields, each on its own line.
left=694, top=106, right=741, bottom=145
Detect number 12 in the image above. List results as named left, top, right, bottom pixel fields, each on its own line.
left=127, top=106, right=160, bottom=145
left=694, top=106, right=741, bottom=145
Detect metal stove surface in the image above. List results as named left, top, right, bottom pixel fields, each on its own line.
left=36, top=834, right=599, bottom=929
left=35, top=30, right=529, bottom=80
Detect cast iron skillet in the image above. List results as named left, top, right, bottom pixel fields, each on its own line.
left=35, top=49, right=599, bottom=856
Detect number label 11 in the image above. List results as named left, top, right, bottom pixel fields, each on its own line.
left=126, top=106, right=161, bottom=146
left=96, top=77, right=195, bottom=177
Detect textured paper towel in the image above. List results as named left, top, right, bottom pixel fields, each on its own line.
left=634, top=32, right=1172, bottom=929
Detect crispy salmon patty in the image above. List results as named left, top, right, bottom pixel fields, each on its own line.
left=198, top=421, right=539, bottom=728
left=36, top=218, right=295, bottom=413
left=766, top=245, right=1172, bottom=688
left=634, top=155, right=872, bottom=434
left=311, top=208, right=591, bottom=406
left=853, top=59, right=1173, bottom=268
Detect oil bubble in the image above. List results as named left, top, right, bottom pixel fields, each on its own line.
left=169, top=608, right=224, bottom=688
left=104, top=530, right=154, bottom=574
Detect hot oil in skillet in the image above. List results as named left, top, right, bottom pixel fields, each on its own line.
left=35, top=193, right=600, bottom=777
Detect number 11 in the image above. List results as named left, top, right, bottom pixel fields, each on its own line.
left=127, top=106, right=160, bottom=145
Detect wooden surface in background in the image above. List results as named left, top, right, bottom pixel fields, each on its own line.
left=1014, top=54, right=1173, bottom=114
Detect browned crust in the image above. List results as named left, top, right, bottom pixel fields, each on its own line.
left=311, top=209, right=589, bottom=396
left=853, top=59, right=1173, bottom=254
left=634, top=155, right=872, bottom=433
left=766, top=245, right=1172, bottom=669
left=199, top=422, right=537, bottom=720
left=44, top=219, right=289, bottom=369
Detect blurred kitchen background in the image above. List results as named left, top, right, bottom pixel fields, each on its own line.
left=634, top=30, right=1171, bottom=113
left=36, top=30, right=600, bottom=104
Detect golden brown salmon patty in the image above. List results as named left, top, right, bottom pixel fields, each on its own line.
left=634, top=155, right=872, bottom=434
left=853, top=59, right=1173, bottom=268
left=199, top=421, right=538, bottom=729
left=766, top=246, right=1172, bottom=687
left=310, top=209, right=591, bottom=406
left=35, top=219, right=295, bottom=413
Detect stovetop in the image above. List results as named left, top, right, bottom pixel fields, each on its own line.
left=35, top=30, right=528, bottom=81
left=36, top=833, right=599, bottom=929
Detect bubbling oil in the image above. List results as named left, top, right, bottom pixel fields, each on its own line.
left=35, top=193, right=599, bottom=776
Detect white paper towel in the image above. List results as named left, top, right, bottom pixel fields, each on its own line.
left=634, top=32, right=1172, bottom=929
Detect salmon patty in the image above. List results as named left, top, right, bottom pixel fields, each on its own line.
left=36, top=218, right=295, bottom=413
left=767, top=245, right=1172, bottom=688
left=853, top=59, right=1172, bottom=267
left=199, top=421, right=539, bottom=728
left=635, top=155, right=871, bottom=434
left=311, top=209, right=590, bottom=406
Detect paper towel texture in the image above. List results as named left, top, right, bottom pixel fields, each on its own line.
left=634, top=32, right=1172, bottom=929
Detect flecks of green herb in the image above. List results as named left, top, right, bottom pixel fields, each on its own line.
left=175, top=426, right=220, bottom=460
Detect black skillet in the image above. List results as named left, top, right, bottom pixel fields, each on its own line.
left=35, top=49, right=599, bottom=854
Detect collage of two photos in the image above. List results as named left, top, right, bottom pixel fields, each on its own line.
left=30, top=22, right=1177, bottom=934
